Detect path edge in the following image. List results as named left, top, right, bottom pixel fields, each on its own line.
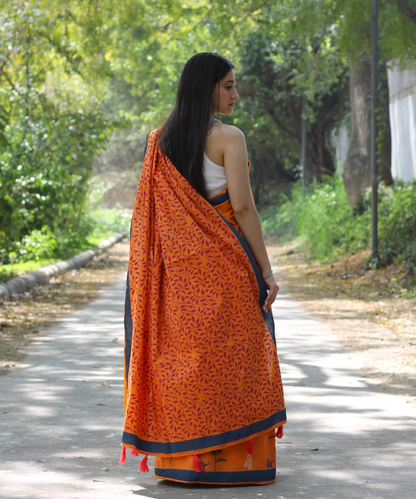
left=0, top=233, right=125, bottom=302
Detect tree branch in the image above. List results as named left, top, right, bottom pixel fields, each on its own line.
left=266, top=106, right=300, bottom=141
left=393, top=0, right=416, bottom=25
left=0, top=68, right=20, bottom=95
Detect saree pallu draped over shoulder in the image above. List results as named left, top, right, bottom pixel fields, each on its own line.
left=122, top=129, right=286, bottom=485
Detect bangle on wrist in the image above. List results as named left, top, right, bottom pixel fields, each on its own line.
left=262, top=269, right=273, bottom=280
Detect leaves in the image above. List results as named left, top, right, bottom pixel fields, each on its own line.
left=1, top=0, right=416, bottom=258
left=0, top=2, right=116, bottom=259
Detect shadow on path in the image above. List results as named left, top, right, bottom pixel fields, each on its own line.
left=0, top=280, right=415, bottom=498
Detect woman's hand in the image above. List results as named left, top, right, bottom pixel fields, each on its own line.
left=262, top=271, right=279, bottom=312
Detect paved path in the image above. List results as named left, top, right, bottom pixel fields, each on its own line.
left=1, top=279, right=415, bottom=499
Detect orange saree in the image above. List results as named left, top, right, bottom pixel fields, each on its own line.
left=121, top=130, right=286, bottom=484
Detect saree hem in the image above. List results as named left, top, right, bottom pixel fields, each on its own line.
left=154, top=468, right=276, bottom=485
left=154, top=477, right=276, bottom=486
left=121, top=412, right=286, bottom=457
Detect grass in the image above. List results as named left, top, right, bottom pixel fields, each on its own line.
left=260, top=175, right=416, bottom=277
left=260, top=175, right=370, bottom=260
left=0, top=204, right=131, bottom=283
left=0, top=259, right=60, bottom=282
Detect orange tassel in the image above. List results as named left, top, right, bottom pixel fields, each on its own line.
left=246, top=439, right=254, bottom=455
left=130, top=449, right=139, bottom=456
left=276, top=426, right=284, bottom=439
left=193, top=454, right=203, bottom=473
left=119, top=447, right=126, bottom=464
left=139, top=454, right=149, bottom=472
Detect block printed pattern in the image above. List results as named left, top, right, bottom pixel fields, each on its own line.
left=123, top=130, right=285, bottom=454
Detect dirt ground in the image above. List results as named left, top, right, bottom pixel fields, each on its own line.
left=266, top=235, right=416, bottom=410
left=0, top=240, right=129, bottom=375
left=1, top=237, right=415, bottom=411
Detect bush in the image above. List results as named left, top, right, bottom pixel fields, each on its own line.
left=261, top=175, right=416, bottom=269
left=261, top=175, right=371, bottom=260
left=379, top=182, right=416, bottom=270
left=5, top=226, right=57, bottom=264
left=0, top=109, right=112, bottom=258
left=0, top=176, right=130, bottom=265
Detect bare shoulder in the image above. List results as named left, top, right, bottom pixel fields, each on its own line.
left=205, top=122, right=246, bottom=165
left=212, top=122, right=244, bottom=137
left=210, top=122, right=245, bottom=146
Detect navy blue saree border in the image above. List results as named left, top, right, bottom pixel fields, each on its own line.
left=154, top=468, right=276, bottom=484
left=210, top=192, right=276, bottom=345
left=123, top=132, right=150, bottom=385
left=210, top=191, right=230, bottom=206
left=124, top=273, right=133, bottom=384
left=122, top=407, right=286, bottom=454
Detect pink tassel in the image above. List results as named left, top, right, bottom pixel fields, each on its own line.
left=246, top=439, right=254, bottom=455
left=139, top=454, right=149, bottom=473
left=275, top=426, right=284, bottom=439
left=193, top=454, right=203, bottom=473
left=130, top=448, right=139, bottom=457
left=119, top=447, right=126, bottom=464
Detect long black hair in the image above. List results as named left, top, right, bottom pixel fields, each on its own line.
left=158, top=52, right=234, bottom=199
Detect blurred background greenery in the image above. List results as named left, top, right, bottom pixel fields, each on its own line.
left=1, top=0, right=416, bottom=285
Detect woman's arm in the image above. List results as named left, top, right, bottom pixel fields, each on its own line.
left=221, top=126, right=279, bottom=311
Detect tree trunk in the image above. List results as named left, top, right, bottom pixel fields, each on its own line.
left=342, top=56, right=392, bottom=206
left=378, top=63, right=393, bottom=186
left=393, top=0, right=416, bottom=25
left=251, top=149, right=262, bottom=206
left=342, top=56, right=372, bottom=206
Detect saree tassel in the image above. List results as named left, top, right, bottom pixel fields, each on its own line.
left=130, top=448, right=139, bottom=457
left=275, top=425, right=284, bottom=439
left=139, top=455, right=149, bottom=473
left=119, top=447, right=126, bottom=464
left=246, top=439, right=254, bottom=455
left=193, top=454, right=203, bottom=473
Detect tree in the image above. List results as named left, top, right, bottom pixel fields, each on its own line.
left=252, top=0, right=416, bottom=205
left=234, top=29, right=349, bottom=198
left=0, top=0, right=116, bottom=256
left=0, top=0, right=213, bottom=257
left=332, top=0, right=416, bottom=205
left=393, top=0, right=416, bottom=25
left=203, top=2, right=351, bottom=203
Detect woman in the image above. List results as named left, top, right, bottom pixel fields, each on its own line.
left=121, top=52, right=286, bottom=485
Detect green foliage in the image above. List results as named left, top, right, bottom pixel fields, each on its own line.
left=1, top=174, right=130, bottom=266
left=0, top=0, right=114, bottom=258
left=378, top=182, right=416, bottom=271
left=0, top=110, right=111, bottom=251
left=101, top=0, right=215, bottom=126
left=5, top=225, right=57, bottom=264
left=286, top=0, right=416, bottom=67
left=261, top=175, right=370, bottom=260
left=0, top=204, right=129, bottom=270
left=261, top=177, right=416, bottom=271
left=1, top=0, right=416, bottom=271
left=232, top=25, right=349, bottom=189
left=0, top=258, right=59, bottom=283
left=84, top=176, right=131, bottom=240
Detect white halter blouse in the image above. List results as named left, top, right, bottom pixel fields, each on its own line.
left=203, top=152, right=227, bottom=199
